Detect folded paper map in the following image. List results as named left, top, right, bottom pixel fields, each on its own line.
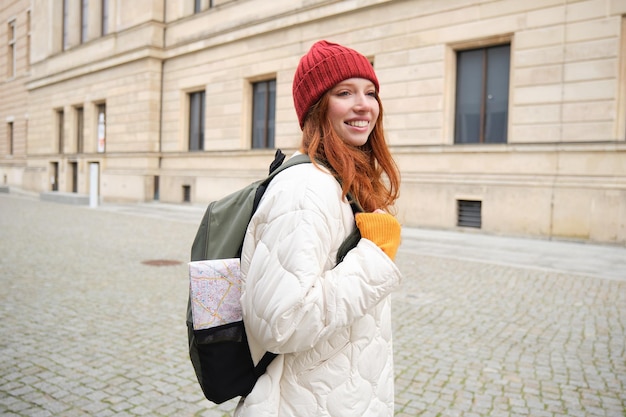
left=189, top=258, right=242, bottom=331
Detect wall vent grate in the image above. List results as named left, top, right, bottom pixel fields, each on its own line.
left=457, top=200, right=482, bottom=228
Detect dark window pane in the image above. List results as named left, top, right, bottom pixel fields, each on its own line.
left=485, top=45, right=510, bottom=143
left=101, top=0, right=109, bottom=35
left=8, top=122, right=13, bottom=155
left=252, top=82, right=267, bottom=149
left=189, top=91, right=205, bottom=151
left=81, top=0, right=88, bottom=43
left=58, top=110, right=64, bottom=153
left=455, top=49, right=483, bottom=144
left=62, top=0, right=69, bottom=50
left=77, top=107, right=84, bottom=153
left=267, top=80, right=276, bottom=148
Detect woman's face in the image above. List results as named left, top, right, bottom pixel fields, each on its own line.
left=327, top=78, right=379, bottom=147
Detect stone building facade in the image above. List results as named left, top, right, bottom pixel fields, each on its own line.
left=1, top=0, right=625, bottom=244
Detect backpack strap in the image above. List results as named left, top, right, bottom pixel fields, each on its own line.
left=268, top=149, right=286, bottom=174
left=269, top=152, right=311, bottom=175
left=336, top=192, right=362, bottom=264
left=252, top=351, right=278, bottom=378
left=253, top=150, right=311, bottom=212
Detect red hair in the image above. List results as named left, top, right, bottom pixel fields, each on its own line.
left=299, top=93, right=400, bottom=213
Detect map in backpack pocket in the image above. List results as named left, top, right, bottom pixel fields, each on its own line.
left=189, top=258, right=243, bottom=331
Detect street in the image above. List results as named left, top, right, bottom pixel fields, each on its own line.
left=1, top=192, right=624, bottom=416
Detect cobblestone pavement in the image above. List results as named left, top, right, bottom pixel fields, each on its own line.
left=1, top=192, right=625, bottom=417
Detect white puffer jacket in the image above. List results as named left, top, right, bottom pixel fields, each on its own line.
left=236, top=159, right=403, bottom=417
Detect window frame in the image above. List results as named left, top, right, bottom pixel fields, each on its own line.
left=450, top=36, right=512, bottom=145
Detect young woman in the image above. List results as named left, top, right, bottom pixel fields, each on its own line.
left=236, top=40, right=403, bottom=417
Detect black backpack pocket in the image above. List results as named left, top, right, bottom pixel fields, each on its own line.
left=193, top=322, right=256, bottom=403
left=189, top=321, right=276, bottom=404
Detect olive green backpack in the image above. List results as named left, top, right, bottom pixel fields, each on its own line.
left=187, top=149, right=361, bottom=404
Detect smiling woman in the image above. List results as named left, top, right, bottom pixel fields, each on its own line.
left=235, top=40, right=403, bottom=417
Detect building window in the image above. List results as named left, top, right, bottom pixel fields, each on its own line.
left=76, top=106, right=84, bottom=153
left=62, top=0, right=69, bottom=50
left=252, top=79, right=276, bottom=149
left=7, top=20, right=16, bottom=78
left=57, top=109, right=65, bottom=154
left=80, top=0, right=88, bottom=43
left=7, top=122, right=13, bottom=155
left=194, top=0, right=214, bottom=13
left=454, top=44, right=510, bottom=144
left=188, top=91, right=205, bottom=151
left=101, top=0, right=109, bottom=36
left=26, top=11, right=30, bottom=70
left=97, top=103, right=106, bottom=153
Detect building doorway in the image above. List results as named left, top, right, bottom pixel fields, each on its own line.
left=69, top=161, right=78, bottom=193
left=50, top=162, right=59, bottom=191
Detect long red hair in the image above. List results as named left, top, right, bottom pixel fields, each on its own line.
left=299, top=92, right=400, bottom=213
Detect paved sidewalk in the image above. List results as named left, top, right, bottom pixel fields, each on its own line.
left=98, top=199, right=626, bottom=281
left=1, top=193, right=625, bottom=416
left=401, top=228, right=626, bottom=282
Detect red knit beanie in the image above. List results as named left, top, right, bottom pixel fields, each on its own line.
left=292, top=40, right=379, bottom=129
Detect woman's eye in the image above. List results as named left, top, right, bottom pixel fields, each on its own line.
left=367, top=91, right=377, bottom=97
left=337, top=91, right=350, bottom=96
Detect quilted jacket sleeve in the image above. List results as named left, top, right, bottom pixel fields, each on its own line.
left=239, top=164, right=402, bottom=355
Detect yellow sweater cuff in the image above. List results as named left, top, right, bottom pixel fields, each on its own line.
left=355, top=213, right=401, bottom=260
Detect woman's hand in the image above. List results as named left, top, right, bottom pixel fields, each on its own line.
left=355, top=211, right=401, bottom=260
